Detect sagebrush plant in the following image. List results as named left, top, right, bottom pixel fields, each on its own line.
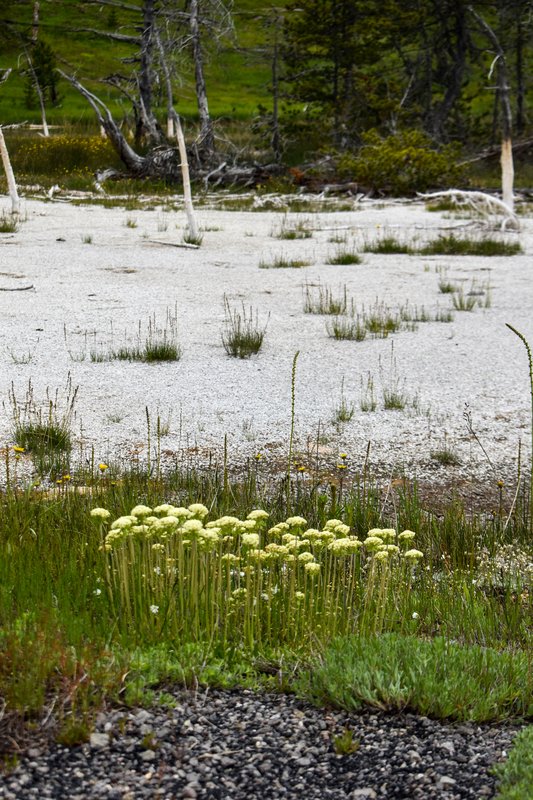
left=222, top=296, right=268, bottom=358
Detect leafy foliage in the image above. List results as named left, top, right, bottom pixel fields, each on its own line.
left=338, top=130, right=463, bottom=194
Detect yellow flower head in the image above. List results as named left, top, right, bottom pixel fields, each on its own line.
left=98, top=463, right=108, bottom=472
left=13, top=446, right=25, bottom=454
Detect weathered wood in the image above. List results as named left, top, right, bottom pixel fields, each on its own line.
left=419, top=189, right=519, bottom=231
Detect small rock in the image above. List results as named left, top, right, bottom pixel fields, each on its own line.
left=89, top=732, right=110, bottom=749
left=440, top=740, right=456, bottom=756
left=350, top=790, right=377, bottom=799
left=438, top=776, right=457, bottom=787
left=139, top=749, right=156, bottom=762
left=182, top=787, right=197, bottom=799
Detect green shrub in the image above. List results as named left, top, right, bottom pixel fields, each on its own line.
left=337, top=130, right=463, bottom=195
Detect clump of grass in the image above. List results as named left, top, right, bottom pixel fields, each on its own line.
left=438, top=278, right=459, bottom=294
left=381, top=346, right=409, bottom=411
left=91, top=307, right=182, bottom=363
left=365, top=301, right=402, bottom=337
left=9, top=375, right=78, bottom=477
left=326, top=249, right=362, bottom=265
left=125, top=217, right=137, bottom=228
left=431, top=447, right=461, bottom=466
left=82, top=234, right=93, bottom=244
left=421, top=235, right=522, bottom=257
left=399, top=304, right=430, bottom=324
left=452, top=288, right=477, bottom=311
left=333, top=378, right=354, bottom=424
left=304, top=283, right=347, bottom=315
left=360, top=373, right=377, bottom=412
left=222, top=296, right=268, bottom=358
left=183, top=229, right=204, bottom=246
left=364, top=235, right=416, bottom=255
left=326, top=313, right=367, bottom=341
left=273, top=216, right=313, bottom=239
left=328, top=231, right=348, bottom=244
left=434, top=308, right=455, bottom=323
left=259, top=254, right=311, bottom=269
left=0, top=213, right=18, bottom=233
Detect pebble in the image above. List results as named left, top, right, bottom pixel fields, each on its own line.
left=0, top=689, right=521, bottom=799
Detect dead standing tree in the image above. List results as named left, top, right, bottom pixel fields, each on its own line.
left=468, top=6, right=515, bottom=214
left=0, top=70, right=20, bottom=214
left=74, top=0, right=163, bottom=146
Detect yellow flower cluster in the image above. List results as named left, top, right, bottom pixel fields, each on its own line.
left=92, top=504, right=423, bottom=568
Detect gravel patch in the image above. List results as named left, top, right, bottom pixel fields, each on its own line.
left=0, top=689, right=519, bottom=800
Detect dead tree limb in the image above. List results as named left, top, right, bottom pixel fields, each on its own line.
left=419, top=190, right=519, bottom=231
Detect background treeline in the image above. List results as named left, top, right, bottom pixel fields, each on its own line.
left=0, top=0, right=531, bottom=187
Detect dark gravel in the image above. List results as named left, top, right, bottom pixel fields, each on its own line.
left=0, top=689, right=520, bottom=800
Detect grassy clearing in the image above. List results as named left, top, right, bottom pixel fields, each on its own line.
left=0, top=456, right=531, bottom=766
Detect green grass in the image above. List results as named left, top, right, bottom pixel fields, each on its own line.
left=0, top=214, right=19, bottom=233
left=259, top=254, right=311, bottom=269
left=421, top=235, right=522, bottom=257
left=364, top=233, right=522, bottom=258
left=431, top=448, right=462, bottom=466
left=304, top=284, right=348, bottom=315
left=0, top=458, right=531, bottom=765
left=326, top=314, right=367, bottom=341
left=493, top=727, right=533, bottom=799
left=296, top=634, right=533, bottom=721
left=9, top=377, right=77, bottom=479
left=364, top=236, right=416, bottom=255
left=452, top=288, right=477, bottom=311
left=222, top=297, right=268, bottom=358
left=90, top=307, right=182, bottom=364
left=326, top=249, right=362, bottom=265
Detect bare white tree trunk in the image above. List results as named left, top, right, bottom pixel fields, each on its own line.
left=171, top=110, right=199, bottom=242
left=501, top=138, right=514, bottom=211
left=469, top=7, right=514, bottom=214
left=0, top=128, right=20, bottom=214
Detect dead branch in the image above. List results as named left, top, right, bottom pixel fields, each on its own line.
left=419, top=189, right=520, bottom=231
